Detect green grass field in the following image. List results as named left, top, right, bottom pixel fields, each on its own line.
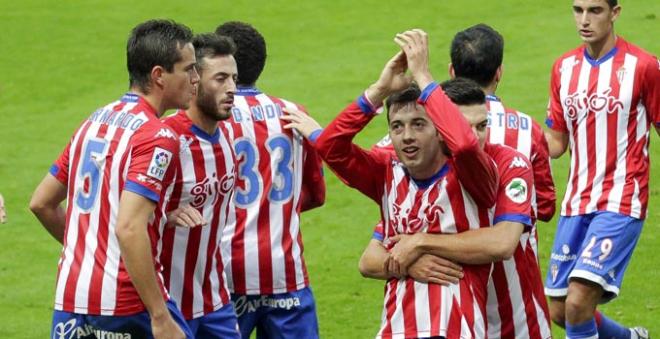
left=1, top=0, right=658, bottom=337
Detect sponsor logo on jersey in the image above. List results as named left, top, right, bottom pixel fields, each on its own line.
left=509, top=156, right=529, bottom=169
left=190, top=173, right=235, bottom=208
left=505, top=178, right=528, bottom=204
left=389, top=202, right=444, bottom=234
left=563, top=88, right=624, bottom=121
left=155, top=128, right=176, bottom=140
left=233, top=295, right=302, bottom=317
left=147, top=147, right=172, bottom=180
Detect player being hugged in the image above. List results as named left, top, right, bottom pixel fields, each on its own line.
left=283, top=29, right=499, bottom=338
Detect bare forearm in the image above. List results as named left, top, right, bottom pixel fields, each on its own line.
left=418, top=224, right=522, bottom=265
left=359, top=240, right=393, bottom=280
left=33, top=206, right=66, bottom=243
left=116, top=225, right=169, bottom=317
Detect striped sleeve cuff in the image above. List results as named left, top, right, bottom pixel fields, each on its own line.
left=357, top=93, right=383, bottom=115
left=372, top=231, right=384, bottom=242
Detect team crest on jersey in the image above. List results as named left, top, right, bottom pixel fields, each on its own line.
left=616, top=67, right=627, bottom=84
left=509, top=156, right=529, bottom=169
left=155, top=128, right=176, bottom=140
left=179, top=135, right=194, bottom=154
left=147, top=147, right=172, bottom=181
left=505, top=178, right=528, bottom=204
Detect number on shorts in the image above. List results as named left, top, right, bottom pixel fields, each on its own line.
left=581, top=236, right=614, bottom=261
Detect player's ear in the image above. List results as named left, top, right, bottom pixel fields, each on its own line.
left=495, top=65, right=503, bottom=83
left=448, top=63, right=455, bottom=79
left=152, top=66, right=165, bottom=89
left=611, top=5, right=621, bottom=22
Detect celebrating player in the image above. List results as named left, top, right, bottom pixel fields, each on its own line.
left=215, top=21, right=326, bottom=339
left=29, top=20, right=199, bottom=338
left=284, top=29, right=499, bottom=338
left=449, top=24, right=554, bottom=338
left=158, top=33, right=240, bottom=338
left=544, top=1, right=660, bottom=338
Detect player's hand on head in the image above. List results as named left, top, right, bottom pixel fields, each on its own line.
left=0, top=193, right=6, bottom=224
left=281, top=107, right=322, bottom=139
left=166, top=205, right=207, bottom=228
left=369, top=51, right=413, bottom=103
left=408, top=254, right=463, bottom=285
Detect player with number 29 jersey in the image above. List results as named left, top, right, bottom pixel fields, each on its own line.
left=49, top=93, right=179, bottom=315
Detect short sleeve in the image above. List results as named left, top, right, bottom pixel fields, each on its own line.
left=372, top=221, right=385, bottom=242
left=50, top=140, right=72, bottom=185
left=124, top=125, right=180, bottom=203
left=546, top=60, right=568, bottom=133
left=493, top=154, right=534, bottom=229
left=642, top=55, right=660, bottom=127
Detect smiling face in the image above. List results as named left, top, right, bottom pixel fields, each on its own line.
left=388, top=102, right=446, bottom=180
left=572, top=0, right=620, bottom=49
left=195, top=54, right=238, bottom=121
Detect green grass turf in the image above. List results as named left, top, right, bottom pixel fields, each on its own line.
left=0, top=0, right=658, bottom=337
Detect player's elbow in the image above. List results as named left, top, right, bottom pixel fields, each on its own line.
left=115, top=220, right=138, bottom=244
left=29, top=193, right=51, bottom=218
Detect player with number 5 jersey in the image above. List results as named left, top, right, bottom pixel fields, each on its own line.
left=30, top=20, right=199, bottom=338
left=216, top=22, right=325, bottom=339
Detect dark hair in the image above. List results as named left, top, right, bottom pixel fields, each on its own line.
left=439, top=78, right=486, bottom=106
left=127, top=19, right=193, bottom=92
left=385, top=84, right=422, bottom=122
left=215, top=21, right=266, bottom=86
left=450, top=24, right=503, bottom=88
left=193, top=33, right=237, bottom=73
left=606, top=0, right=617, bottom=7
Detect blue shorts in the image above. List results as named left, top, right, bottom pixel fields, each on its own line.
left=545, top=211, right=643, bottom=302
left=51, top=299, right=193, bottom=338
left=187, top=302, right=240, bottom=339
left=232, top=286, right=319, bottom=339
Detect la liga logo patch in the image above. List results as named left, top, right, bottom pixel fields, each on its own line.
left=505, top=178, right=528, bottom=204
left=147, top=147, right=172, bottom=180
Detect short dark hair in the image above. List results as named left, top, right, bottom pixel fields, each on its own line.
left=127, top=19, right=193, bottom=93
left=193, top=33, right=237, bottom=73
left=439, top=78, right=486, bottom=106
left=385, top=84, right=422, bottom=122
left=450, top=24, right=503, bottom=87
left=215, top=21, right=266, bottom=86
left=606, top=0, right=618, bottom=8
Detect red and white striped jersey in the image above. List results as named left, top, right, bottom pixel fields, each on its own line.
left=546, top=37, right=660, bottom=219
left=486, top=96, right=556, bottom=224
left=49, top=93, right=179, bottom=315
left=221, top=87, right=325, bottom=295
left=316, top=84, right=499, bottom=339
left=483, top=143, right=552, bottom=339
left=157, top=111, right=236, bottom=319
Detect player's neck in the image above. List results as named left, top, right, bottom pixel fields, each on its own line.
left=585, top=33, right=617, bottom=60
left=482, top=84, right=497, bottom=97
left=129, top=87, right=165, bottom=117
left=409, top=157, right=447, bottom=182
left=187, top=105, right=218, bottom=135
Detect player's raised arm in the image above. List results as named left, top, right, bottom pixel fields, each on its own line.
left=395, top=29, right=498, bottom=208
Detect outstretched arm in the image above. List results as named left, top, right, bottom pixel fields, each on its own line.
left=394, top=29, right=498, bottom=208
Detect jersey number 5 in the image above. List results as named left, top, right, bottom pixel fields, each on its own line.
left=233, top=134, right=294, bottom=207
left=75, top=138, right=109, bottom=212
